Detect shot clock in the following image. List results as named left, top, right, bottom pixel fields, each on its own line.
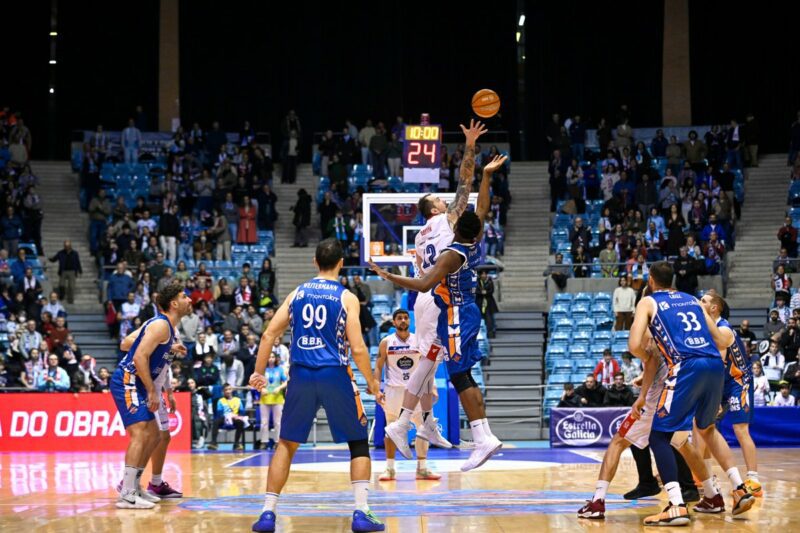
left=402, top=123, right=442, bottom=183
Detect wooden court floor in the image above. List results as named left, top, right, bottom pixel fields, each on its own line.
left=1, top=445, right=798, bottom=532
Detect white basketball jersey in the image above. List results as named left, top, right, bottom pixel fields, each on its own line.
left=384, top=332, right=420, bottom=387
left=414, top=213, right=454, bottom=276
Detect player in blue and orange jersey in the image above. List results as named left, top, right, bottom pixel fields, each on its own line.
left=109, top=281, right=191, bottom=509
left=628, top=262, right=755, bottom=525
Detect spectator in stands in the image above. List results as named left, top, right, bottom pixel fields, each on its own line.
left=778, top=218, right=798, bottom=258
left=557, top=383, right=582, bottom=408
left=475, top=270, right=498, bottom=338
left=196, top=351, right=220, bottom=386
left=237, top=196, right=257, bottom=244
left=765, top=309, right=785, bottom=339
left=121, top=118, right=142, bottom=164
left=569, top=217, right=591, bottom=257
left=613, top=171, right=636, bottom=210
left=672, top=246, right=698, bottom=295
left=256, top=183, right=278, bottom=233
left=775, top=247, right=797, bottom=274
left=593, top=348, right=620, bottom=386
left=635, top=174, right=658, bottom=222
left=48, top=316, right=70, bottom=353
left=620, top=352, right=641, bottom=385
left=752, top=362, right=769, bottom=406
left=358, top=120, right=376, bottom=165
left=292, top=189, right=312, bottom=248
left=221, top=350, right=245, bottom=393
left=726, top=119, right=743, bottom=169
left=783, top=359, right=800, bottom=399
left=543, top=253, right=571, bottom=290
left=650, top=129, right=668, bottom=157
left=600, top=164, right=620, bottom=201
left=780, top=317, right=800, bottom=364
left=573, top=246, right=590, bottom=278
left=569, top=115, right=586, bottom=160
left=664, top=135, right=682, bottom=177
left=772, top=265, right=792, bottom=303
left=683, top=130, right=707, bottom=172
left=616, top=118, right=632, bottom=152
left=352, top=274, right=376, bottom=345
left=20, top=319, right=42, bottom=360
left=88, top=189, right=111, bottom=256
left=604, top=372, right=635, bottom=406
left=208, top=383, right=247, bottom=451
left=771, top=382, right=796, bottom=406
left=743, top=113, right=759, bottom=167
left=48, top=240, right=81, bottom=305
left=643, top=222, right=665, bottom=262
left=613, top=277, right=636, bottom=330
left=234, top=277, right=253, bottom=307
left=1, top=206, right=23, bottom=257
left=369, top=122, right=388, bottom=179
left=598, top=240, right=618, bottom=277
left=548, top=149, right=567, bottom=211
left=737, top=319, right=756, bottom=350
left=42, top=291, right=66, bottom=320
left=575, top=374, right=606, bottom=406
left=35, top=353, right=70, bottom=392
left=703, top=232, right=725, bottom=275
left=761, top=340, right=786, bottom=381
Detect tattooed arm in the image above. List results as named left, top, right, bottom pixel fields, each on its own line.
left=447, top=119, right=487, bottom=228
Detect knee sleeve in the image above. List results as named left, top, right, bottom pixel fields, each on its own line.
left=450, top=370, right=477, bottom=394
left=348, top=439, right=370, bottom=459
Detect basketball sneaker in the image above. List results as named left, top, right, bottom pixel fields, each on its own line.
left=460, top=435, right=503, bottom=472
left=416, top=417, right=453, bottom=449
left=693, top=493, right=725, bottom=513
left=745, top=478, right=763, bottom=498
left=137, top=488, right=161, bottom=503
left=378, top=468, right=396, bottom=481
left=384, top=421, right=412, bottom=459
left=351, top=510, right=385, bottom=532
left=643, top=503, right=690, bottom=526
left=116, top=490, right=156, bottom=509
left=731, top=485, right=756, bottom=516
left=147, top=481, right=183, bottom=499
left=416, top=468, right=441, bottom=480
left=252, top=510, right=276, bottom=532
left=577, top=499, right=605, bottom=519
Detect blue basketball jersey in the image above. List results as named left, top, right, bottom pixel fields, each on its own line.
left=718, top=317, right=752, bottom=387
left=117, top=314, right=176, bottom=381
left=433, top=242, right=481, bottom=309
left=289, top=277, right=349, bottom=368
left=648, top=290, right=720, bottom=365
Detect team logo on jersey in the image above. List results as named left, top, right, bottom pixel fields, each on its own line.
left=296, top=290, right=305, bottom=300
left=397, top=356, right=415, bottom=370
left=658, top=301, right=670, bottom=311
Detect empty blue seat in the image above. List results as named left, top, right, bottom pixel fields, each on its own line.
left=574, top=292, right=594, bottom=304
left=576, top=360, right=596, bottom=374
left=593, top=330, right=612, bottom=342
left=574, top=319, right=595, bottom=332
left=553, top=293, right=573, bottom=304
left=546, top=345, right=568, bottom=359
left=573, top=330, right=592, bottom=342
left=553, top=360, right=574, bottom=372
left=613, top=330, right=630, bottom=340
left=551, top=330, right=571, bottom=343
left=548, top=373, right=571, bottom=385
left=571, top=373, right=588, bottom=384
left=570, top=345, right=589, bottom=358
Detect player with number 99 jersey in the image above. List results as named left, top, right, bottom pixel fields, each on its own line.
left=647, top=290, right=724, bottom=433
left=288, top=277, right=349, bottom=367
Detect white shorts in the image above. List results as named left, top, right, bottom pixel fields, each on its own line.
left=414, top=290, right=443, bottom=361
left=617, top=363, right=668, bottom=449
left=384, top=386, right=424, bottom=426
left=156, top=396, right=170, bottom=432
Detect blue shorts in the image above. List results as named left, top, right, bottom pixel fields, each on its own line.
left=721, top=376, right=754, bottom=425
left=652, top=356, right=724, bottom=433
left=280, top=364, right=368, bottom=444
left=110, top=368, right=155, bottom=428
left=437, top=303, right=484, bottom=375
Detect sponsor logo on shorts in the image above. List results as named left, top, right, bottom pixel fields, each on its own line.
left=554, top=410, right=602, bottom=446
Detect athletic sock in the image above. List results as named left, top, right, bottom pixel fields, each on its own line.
left=746, top=471, right=759, bottom=482
left=262, top=492, right=278, bottom=513
left=665, top=481, right=684, bottom=506
left=726, top=467, right=744, bottom=490
left=134, top=467, right=144, bottom=490
left=397, top=409, right=413, bottom=427
left=151, top=473, right=163, bottom=486
left=592, top=480, right=609, bottom=502
left=352, top=480, right=370, bottom=512
left=122, top=465, right=139, bottom=494
left=418, top=459, right=427, bottom=470
left=481, top=418, right=495, bottom=439
left=386, top=458, right=395, bottom=470
left=702, top=478, right=719, bottom=497
left=469, top=419, right=486, bottom=444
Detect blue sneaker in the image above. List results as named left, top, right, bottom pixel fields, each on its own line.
left=252, top=511, right=276, bottom=532
left=352, top=510, right=385, bottom=532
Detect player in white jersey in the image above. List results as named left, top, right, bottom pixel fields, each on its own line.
left=385, top=119, right=487, bottom=456
left=375, top=309, right=441, bottom=481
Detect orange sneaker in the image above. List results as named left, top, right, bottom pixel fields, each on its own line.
left=745, top=478, right=763, bottom=498
left=378, top=468, right=396, bottom=481
left=731, top=485, right=756, bottom=516
left=643, top=503, right=690, bottom=526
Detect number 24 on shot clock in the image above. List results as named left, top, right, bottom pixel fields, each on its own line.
left=403, top=124, right=441, bottom=169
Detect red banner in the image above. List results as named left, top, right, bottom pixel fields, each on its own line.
left=0, top=392, right=191, bottom=452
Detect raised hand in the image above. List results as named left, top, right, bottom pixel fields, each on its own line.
left=367, top=261, right=390, bottom=281
left=483, top=154, right=508, bottom=175
left=459, top=119, right=488, bottom=145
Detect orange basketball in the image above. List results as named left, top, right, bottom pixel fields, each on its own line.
left=471, top=89, right=501, bottom=118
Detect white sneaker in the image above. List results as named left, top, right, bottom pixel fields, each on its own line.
left=137, top=488, right=161, bottom=503
left=460, top=436, right=503, bottom=472
left=385, top=421, right=412, bottom=459
left=416, top=417, right=453, bottom=449
left=197, top=436, right=205, bottom=448
left=116, top=491, right=156, bottom=509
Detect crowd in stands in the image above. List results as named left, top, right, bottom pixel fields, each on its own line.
left=547, top=107, right=753, bottom=290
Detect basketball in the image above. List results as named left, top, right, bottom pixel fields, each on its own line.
left=471, top=89, right=501, bottom=118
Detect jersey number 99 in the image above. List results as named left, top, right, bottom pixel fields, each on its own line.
left=302, top=303, right=327, bottom=329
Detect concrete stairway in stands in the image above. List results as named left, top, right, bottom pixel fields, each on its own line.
left=479, top=310, right=547, bottom=441
left=35, top=161, right=99, bottom=312
left=271, top=164, right=320, bottom=299
left=68, top=313, right=119, bottom=370
left=726, top=154, right=788, bottom=309
left=497, top=163, right=551, bottom=311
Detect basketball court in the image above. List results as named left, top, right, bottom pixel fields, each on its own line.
left=2, top=444, right=798, bottom=532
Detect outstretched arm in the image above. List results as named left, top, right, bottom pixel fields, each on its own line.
left=477, top=155, right=507, bottom=224
left=447, top=119, right=487, bottom=228
left=369, top=251, right=462, bottom=293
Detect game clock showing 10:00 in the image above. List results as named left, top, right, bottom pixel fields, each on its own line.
left=403, top=125, right=442, bottom=169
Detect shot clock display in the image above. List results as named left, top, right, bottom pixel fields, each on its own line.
left=403, top=124, right=441, bottom=183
